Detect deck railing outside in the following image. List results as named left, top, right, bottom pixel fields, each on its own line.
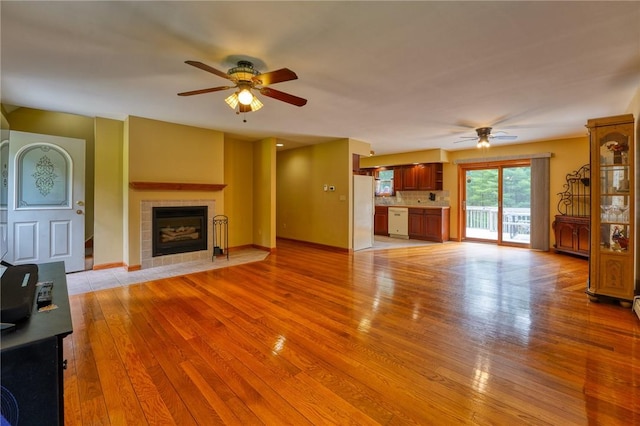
left=466, top=206, right=531, bottom=242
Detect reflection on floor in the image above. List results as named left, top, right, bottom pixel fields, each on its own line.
left=66, top=248, right=269, bottom=296
left=368, top=235, right=440, bottom=250
left=68, top=237, right=440, bottom=295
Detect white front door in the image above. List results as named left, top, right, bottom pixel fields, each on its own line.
left=7, top=131, right=85, bottom=272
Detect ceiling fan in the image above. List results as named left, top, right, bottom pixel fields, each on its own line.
left=178, top=60, right=307, bottom=113
left=456, top=127, right=517, bottom=148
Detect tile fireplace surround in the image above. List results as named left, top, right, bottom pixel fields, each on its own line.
left=140, top=199, right=215, bottom=269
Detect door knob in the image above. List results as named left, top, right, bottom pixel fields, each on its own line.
left=76, top=210, right=84, bottom=215
left=76, top=201, right=85, bottom=206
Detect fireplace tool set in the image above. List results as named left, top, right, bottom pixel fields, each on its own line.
left=212, top=215, right=229, bottom=261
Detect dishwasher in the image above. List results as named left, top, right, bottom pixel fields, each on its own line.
left=388, top=207, right=409, bottom=239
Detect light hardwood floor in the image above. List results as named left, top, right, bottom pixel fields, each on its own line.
left=63, top=240, right=640, bottom=425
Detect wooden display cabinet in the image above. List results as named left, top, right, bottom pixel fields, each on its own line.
left=586, top=114, right=637, bottom=305
left=553, top=215, right=590, bottom=257
left=552, top=164, right=590, bottom=258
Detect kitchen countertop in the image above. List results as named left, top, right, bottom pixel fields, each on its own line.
left=377, top=205, right=449, bottom=209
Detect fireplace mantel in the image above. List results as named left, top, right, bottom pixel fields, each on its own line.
left=130, top=182, right=226, bottom=191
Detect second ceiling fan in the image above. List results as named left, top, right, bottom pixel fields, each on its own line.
left=456, top=127, right=517, bottom=148
left=178, top=60, right=307, bottom=113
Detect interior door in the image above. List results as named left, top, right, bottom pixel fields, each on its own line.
left=7, top=131, right=85, bottom=272
left=353, top=175, right=374, bottom=251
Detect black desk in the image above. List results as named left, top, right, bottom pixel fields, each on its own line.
left=1, top=261, right=73, bottom=426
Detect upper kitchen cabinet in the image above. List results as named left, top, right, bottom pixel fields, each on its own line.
left=401, top=165, right=419, bottom=190
left=586, top=114, right=636, bottom=306
left=395, top=163, right=443, bottom=191
left=418, top=163, right=443, bottom=190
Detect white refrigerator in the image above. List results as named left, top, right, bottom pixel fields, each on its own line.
left=353, top=175, right=374, bottom=251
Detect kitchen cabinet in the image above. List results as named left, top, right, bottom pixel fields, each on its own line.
left=408, top=207, right=449, bottom=242
left=553, top=215, right=590, bottom=257
left=374, top=206, right=389, bottom=235
left=418, top=163, right=443, bottom=190
left=408, top=208, right=425, bottom=237
left=402, top=166, right=419, bottom=190
left=394, top=164, right=443, bottom=191
left=586, top=114, right=636, bottom=305
left=393, top=167, right=403, bottom=193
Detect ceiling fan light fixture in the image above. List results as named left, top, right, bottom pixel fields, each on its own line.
left=238, top=88, right=254, bottom=105
left=477, top=134, right=490, bottom=148
left=249, top=96, right=263, bottom=111
left=224, top=92, right=239, bottom=109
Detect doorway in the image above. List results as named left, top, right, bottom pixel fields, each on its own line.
left=6, top=131, right=86, bottom=272
left=461, top=160, right=531, bottom=246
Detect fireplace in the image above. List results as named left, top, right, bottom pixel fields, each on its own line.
left=152, top=206, right=208, bottom=257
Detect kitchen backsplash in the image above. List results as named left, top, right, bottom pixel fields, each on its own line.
left=375, top=190, right=450, bottom=207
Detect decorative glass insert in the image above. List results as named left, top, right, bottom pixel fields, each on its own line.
left=16, top=144, right=71, bottom=208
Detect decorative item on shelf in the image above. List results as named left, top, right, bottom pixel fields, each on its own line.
left=606, top=140, right=629, bottom=164
left=611, top=226, right=629, bottom=251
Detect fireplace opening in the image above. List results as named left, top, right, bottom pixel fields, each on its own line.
left=152, top=206, right=208, bottom=257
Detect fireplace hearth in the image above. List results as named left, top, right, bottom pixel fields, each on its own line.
left=152, top=206, right=208, bottom=257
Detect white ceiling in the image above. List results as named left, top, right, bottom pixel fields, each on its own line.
left=1, top=1, right=639, bottom=154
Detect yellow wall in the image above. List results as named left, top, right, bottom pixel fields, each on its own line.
left=1, top=106, right=9, bottom=137
left=6, top=107, right=96, bottom=239
left=253, top=138, right=276, bottom=249
left=126, top=116, right=225, bottom=267
left=445, top=137, right=589, bottom=240
left=123, top=118, right=130, bottom=265
left=224, top=138, right=255, bottom=247
left=361, top=148, right=449, bottom=168
left=277, top=138, right=351, bottom=248
left=94, top=117, right=124, bottom=266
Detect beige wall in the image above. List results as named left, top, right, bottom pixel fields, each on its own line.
left=277, top=138, right=352, bottom=248
left=6, top=107, right=96, bottom=239
left=126, top=116, right=225, bottom=267
left=224, top=138, right=255, bottom=247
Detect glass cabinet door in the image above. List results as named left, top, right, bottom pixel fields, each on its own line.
left=598, top=132, right=631, bottom=253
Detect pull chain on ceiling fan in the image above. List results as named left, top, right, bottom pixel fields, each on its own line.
left=456, top=127, right=518, bottom=148
left=178, top=60, right=307, bottom=114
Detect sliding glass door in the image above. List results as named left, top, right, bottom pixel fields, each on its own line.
left=464, top=168, right=499, bottom=241
left=462, top=161, right=531, bottom=246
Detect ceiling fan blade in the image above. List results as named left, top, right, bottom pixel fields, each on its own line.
left=177, top=86, right=233, bottom=96
left=455, top=136, right=478, bottom=142
left=492, top=135, right=518, bottom=140
left=185, top=60, right=231, bottom=80
left=254, top=68, right=298, bottom=86
left=260, top=87, right=307, bottom=107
